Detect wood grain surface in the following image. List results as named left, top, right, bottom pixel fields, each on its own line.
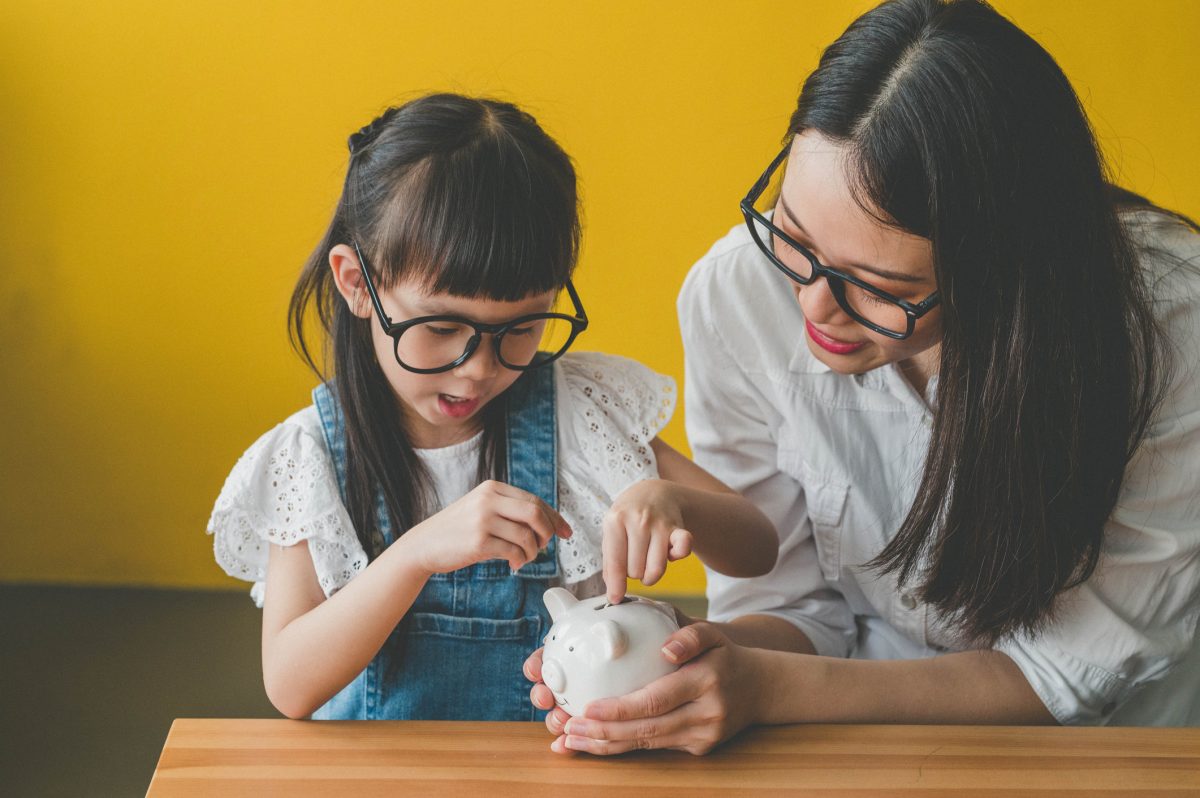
left=146, top=719, right=1200, bottom=796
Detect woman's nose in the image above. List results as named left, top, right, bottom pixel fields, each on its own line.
left=796, top=276, right=844, bottom=324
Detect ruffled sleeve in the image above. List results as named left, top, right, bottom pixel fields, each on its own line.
left=553, top=352, right=677, bottom=582
left=206, top=408, right=368, bottom=607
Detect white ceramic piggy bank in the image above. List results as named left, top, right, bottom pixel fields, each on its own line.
left=540, top=587, right=680, bottom=715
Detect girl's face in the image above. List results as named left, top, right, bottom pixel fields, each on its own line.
left=329, top=244, right=556, bottom=448
left=776, top=131, right=942, bottom=386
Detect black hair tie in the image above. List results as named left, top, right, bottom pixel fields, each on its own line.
left=347, top=107, right=399, bottom=155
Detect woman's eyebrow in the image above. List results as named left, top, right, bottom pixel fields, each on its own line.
left=778, top=196, right=926, bottom=284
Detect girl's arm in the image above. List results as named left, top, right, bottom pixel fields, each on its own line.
left=263, top=480, right=569, bottom=718
left=261, top=534, right=429, bottom=719
left=546, top=622, right=1053, bottom=756
left=601, top=436, right=778, bottom=603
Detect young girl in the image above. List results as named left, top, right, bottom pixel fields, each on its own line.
left=207, top=93, right=777, bottom=722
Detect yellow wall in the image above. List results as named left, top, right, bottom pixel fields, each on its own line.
left=2, top=1, right=1197, bottom=595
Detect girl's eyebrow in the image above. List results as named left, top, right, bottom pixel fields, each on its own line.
left=778, top=195, right=926, bottom=285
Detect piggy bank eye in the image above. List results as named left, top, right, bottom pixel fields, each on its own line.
left=550, top=634, right=556, bottom=641
left=568, top=646, right=574, bottom=652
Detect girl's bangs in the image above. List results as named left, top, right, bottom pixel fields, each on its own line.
left=371, top=142, right=578, bottom=301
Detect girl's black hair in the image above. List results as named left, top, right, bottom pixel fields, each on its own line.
left=289, top=93, right=580, bottom=558
left=788, top=0, right=1194, bottom=644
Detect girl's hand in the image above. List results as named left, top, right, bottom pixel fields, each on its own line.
left=603, top=479, right=694, bottom=604
left=524, top=604, right=699, bottom=739
left=405, top=480, right=571, bottom=575
left=549, top=622, right=763, bottom=756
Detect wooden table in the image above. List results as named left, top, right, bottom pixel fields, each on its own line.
left=146, top=719, right=1200, bottom=796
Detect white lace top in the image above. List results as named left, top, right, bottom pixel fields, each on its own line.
left=207, top=352, right=676, bottom=606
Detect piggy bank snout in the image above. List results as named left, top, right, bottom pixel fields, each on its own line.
left=542, top=658, right=566, bottom=693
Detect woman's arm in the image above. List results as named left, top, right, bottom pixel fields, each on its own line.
left=550, top=622, right=1053, bottom=756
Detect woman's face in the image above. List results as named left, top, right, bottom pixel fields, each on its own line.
left=776, top=131, right=942, bottom=381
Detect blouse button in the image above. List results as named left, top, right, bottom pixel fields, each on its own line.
left=899, top=591, right=918, bottom=610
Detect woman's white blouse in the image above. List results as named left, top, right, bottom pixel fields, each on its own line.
left=677, top=211, right=1200, bottom=726
left=207, top=352, right=675, bottom=607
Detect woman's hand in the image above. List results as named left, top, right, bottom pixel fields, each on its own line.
left=602, top=479, right=694, bottom=604
left=528, top=621, right=762, bottom=756
left=524, top=604, right=699, bottom=738
left=404, top=480, right=571, bottom=575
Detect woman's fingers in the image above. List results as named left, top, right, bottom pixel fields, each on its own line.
left=660, top=621, right=726, bottom=665
left=563, top=697, right=707, bottom=755
left=530, top=683, right=556, bottom=711
left=522, top=647, right=543, bottom=681
left=546, top=707, right=570, bottom=735
left=579, top=665, right=700, bottom=723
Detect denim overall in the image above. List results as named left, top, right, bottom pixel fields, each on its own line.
left=309, top=366, right=557, bottom=721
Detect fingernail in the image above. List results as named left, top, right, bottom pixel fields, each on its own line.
left=564, top=736, right=586, bottom=751
left=662, top=641, right=686, bottom=661
left=551, top=737, right=565, bottom=753
left=565, top=719, right=589, bottom=736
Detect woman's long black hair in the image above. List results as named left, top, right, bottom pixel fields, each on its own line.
left=289, top=94, right=580, bottom=559
left=789, top=0, right=1193, bottom=644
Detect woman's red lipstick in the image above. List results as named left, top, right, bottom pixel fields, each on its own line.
left=806, top=319, right=868, bottom=355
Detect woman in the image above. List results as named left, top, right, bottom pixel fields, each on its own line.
left=525, top=0, right=1200, bottom=753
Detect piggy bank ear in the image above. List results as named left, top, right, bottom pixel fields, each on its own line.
left=543, top=587, right=578, bottom=622
left=589, top=619, right=628, bottom=660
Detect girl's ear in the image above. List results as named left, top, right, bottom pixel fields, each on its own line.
left=328, top=244, right=373, bottom=319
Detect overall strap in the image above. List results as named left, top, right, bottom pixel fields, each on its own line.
left=312, top=382, right=396, bottom=545
left=505, top=360, right=560, bottom=580
left=312, top=363, right=559, bottom=571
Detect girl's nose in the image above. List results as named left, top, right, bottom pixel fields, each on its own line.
left=795, top=276, right=845, bottom=325
left=452, top=335, right=502, bottom=380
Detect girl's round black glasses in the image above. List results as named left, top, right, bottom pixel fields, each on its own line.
left=354, top=242, right=589, bottom=374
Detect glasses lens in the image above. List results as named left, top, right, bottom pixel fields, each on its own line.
left=839, top=281, right=911, bottom=336
left=396, top=320, right=475, bottom=370
left=499, top=317, right=575, bottom=367
left=747, top=215, right=815, bottom=283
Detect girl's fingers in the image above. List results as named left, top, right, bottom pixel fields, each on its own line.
left=482, top=537, right=531, bottom=572
left=601, top=511, right=629, bottom=604
left=490, top=482, right=572, bottom=540
left=580, top=665, right=700, bottom=723
left=493, top=495, right=557, bottom=548
left=668, top=528, right=693, bottom=561
left=625, top=516, right=649, bottom=581
left=641, top=529, right=671, bottom=586
left=489, top=517, right=540, bottom=564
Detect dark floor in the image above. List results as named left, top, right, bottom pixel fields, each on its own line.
left=0, top=584, right=707, bottom=798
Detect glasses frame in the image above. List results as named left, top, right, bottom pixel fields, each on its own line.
left=353, top=242, right=589, bottom=374
left=740, top=146, right=940, bottom=340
